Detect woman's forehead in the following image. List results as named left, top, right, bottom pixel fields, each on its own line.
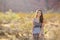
left=37, top=11, right=41, bottom=13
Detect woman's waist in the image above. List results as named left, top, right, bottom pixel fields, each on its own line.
left=34, top=25, right=41, bottom=27
left=34, top=24, right=41, bottom=26
left=34, top=23, right=42, bottom=25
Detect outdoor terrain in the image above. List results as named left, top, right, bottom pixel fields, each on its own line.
left=0, top=10, right=60, bottom=40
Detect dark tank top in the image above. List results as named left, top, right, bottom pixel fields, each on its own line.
left=33, top=18, right=42, bottom=28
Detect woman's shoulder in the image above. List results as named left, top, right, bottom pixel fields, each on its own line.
left=33, top=18, right=36, bottom=21
left=34, top=18, right=36, bottom=20
left=33, top=18, right=36, bottom=22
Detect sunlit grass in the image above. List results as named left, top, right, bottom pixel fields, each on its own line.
left=0, top=10, right=60, bottom=40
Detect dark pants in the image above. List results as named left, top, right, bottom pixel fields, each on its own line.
left=33, top=33, right=39, bottom=40
left=33, top=33, right=44, bottom=40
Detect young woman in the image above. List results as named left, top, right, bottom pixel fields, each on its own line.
left=33, top=10, right=44, bottom=40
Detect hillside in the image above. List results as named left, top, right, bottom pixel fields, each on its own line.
left=0, top=11, right=60, bottom=40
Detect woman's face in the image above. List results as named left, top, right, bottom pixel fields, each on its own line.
left=37, top=11, right=41, bottom=17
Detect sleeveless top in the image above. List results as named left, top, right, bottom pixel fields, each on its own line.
left=33, top=18, right=42, bottom=34
left=33, top=18, right=42, bottom=28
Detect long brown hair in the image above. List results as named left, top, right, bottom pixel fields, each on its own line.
left=36, top=10, right=43, bottom=23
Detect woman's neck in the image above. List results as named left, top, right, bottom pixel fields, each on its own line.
left=36, top=17, right=40, bottom=19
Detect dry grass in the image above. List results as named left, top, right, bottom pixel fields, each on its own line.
left=0, top=11, right=60, bottom=40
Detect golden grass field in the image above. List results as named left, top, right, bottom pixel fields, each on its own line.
left=0, top=10, right=60, bottom=40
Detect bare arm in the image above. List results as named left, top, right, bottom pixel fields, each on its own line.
left=32, top=18, right=35, bottom=29
left=41, top=19, right=45, bottom=28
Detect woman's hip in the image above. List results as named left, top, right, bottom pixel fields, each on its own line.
left=33, top=27, right=41, bottom=34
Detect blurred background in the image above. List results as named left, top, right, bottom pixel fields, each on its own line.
left=0, top=0, right=60, bottom=40
left=0, top=0, right=60, bottom=13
